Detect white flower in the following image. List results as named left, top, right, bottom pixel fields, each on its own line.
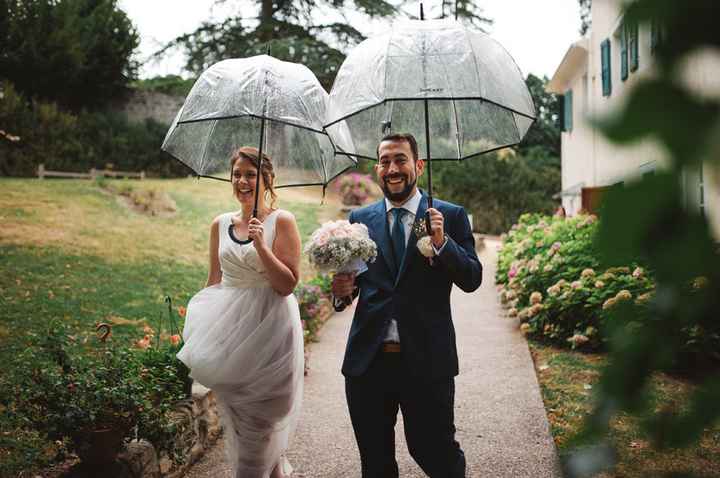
left=567, top=334, right=589, bottom=346
left=417, top=236, right=435, bottom=258
left=616, top=290, right=632, bottom=301
left=305, top=220, right=377, bottom=272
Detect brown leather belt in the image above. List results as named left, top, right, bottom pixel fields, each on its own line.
left=382, top=342, right=401, bottom=353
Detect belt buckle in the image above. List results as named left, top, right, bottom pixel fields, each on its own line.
left=382, top=342, right=401, bottom=353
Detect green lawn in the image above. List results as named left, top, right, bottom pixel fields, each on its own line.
left=0, top=177, right=327, bottom=475
left=530, top=342, right=720, bottom=477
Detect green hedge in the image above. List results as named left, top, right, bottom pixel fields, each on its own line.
left=0, top=81, right=188, bottom=177
left=425, top=147, right=560, bottom=234
left=496, top=213, right=719, bottom=365
left=496, top=213, right=654, bottom=349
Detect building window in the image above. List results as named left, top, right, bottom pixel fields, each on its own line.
left=620, top=25, right=628, bottom=81
left=638, top=161, right=656, bottom=178
left=601, top=39, right=612, bottom=97
left=620, top=21, right=638, bottom=81
left=651, top=19, right=663, bottom=54
left=562, top=90, right=573, bottom=132
left=628, top=21, right=639, bottom=72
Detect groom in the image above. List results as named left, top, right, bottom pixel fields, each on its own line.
left=332, top=133, right=482, bottom=477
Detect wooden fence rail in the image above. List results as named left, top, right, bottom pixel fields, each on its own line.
left=37, top=164, right=145, bottom=180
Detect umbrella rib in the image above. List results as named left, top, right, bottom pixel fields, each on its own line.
left=197, top=120, right=219, bottom=177
left=341, top=140, right=522, bottom=162
left=178, top=114, right=327, bottom=135
left=324, top=97, right=535, bottom=129
left=461, top=26, right=488, bottom=106
left=436, top=55, right=463, bottom=159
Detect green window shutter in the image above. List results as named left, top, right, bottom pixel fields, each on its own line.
left=563, top=90, right=573, bottom=132
left=629, top=21, right=639, bottom=71
left=650, top=19, right=660, bottom=53
left=601, top=39, right=612, bottom=97
left=620, top=24, right=628, bottom=81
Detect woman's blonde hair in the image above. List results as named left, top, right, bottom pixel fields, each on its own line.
left=229, top=147, right=277, bottom=209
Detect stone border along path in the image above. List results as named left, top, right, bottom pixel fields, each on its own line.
left=186, top=238, right=562, bottom=477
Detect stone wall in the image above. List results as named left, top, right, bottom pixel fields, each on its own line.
left=118, top=382, right=221, bottom=477
left=120, top=90, right=185, bottom=126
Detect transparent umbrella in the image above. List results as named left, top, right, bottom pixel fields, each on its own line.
left=162, top=55, right=356, bottom=222
left=324, top=14, right=536, bottom=222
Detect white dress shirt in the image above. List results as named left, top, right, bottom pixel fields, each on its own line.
left=382, top=189, right=422, bottom=343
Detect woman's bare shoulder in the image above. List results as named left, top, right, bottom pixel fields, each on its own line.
left=273, top=209, right=297, bottom=225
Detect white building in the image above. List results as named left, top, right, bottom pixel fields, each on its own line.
left=546, top=0, right=720, bottom=236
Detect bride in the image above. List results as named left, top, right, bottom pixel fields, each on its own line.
left=177, top=146, right=304, bottom=478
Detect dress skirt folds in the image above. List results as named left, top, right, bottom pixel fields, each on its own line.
left=177, top=210, right=304, bottom=477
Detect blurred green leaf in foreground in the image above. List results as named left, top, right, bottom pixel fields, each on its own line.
left=565, top=0, right=720, bottom=476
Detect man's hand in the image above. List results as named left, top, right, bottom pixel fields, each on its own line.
left=331, top=272, right=356, bottom=299
left=427, top=208, right=445, bottom=248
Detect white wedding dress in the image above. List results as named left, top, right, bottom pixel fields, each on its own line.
left=177, top=210, right=304, bottom=478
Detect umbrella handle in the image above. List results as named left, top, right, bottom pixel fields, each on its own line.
left=425, top=212, right=432, bottom=237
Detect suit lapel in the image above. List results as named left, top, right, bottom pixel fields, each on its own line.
left=367, top=201, right=396, bottom=275
left=394, top=193, right=428, bottom=287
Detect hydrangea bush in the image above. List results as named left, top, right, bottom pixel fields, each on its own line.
left=496, top=213, right=654, bottom=350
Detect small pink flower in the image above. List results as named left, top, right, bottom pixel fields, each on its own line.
left=170, top=334, right=181, bottom=346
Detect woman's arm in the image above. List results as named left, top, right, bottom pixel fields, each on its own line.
left=253, top=211, right=301, bottom=296
left=205, top=217, right=222, bottom=287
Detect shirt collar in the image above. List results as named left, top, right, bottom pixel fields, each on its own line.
left=384, top=188, right=422, bottom=217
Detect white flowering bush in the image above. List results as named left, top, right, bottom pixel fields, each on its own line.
left=305, top=220, right=377, bottom=273
left=497, top=213, right=655, bottom=349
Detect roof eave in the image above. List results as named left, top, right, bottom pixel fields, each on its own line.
left=546, top=39, right=590, bottom=94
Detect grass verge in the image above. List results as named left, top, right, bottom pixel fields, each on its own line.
left=530, top=342, right=720, bottom=477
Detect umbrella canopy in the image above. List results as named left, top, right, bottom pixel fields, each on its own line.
left=324, top=18, right=536, bottom=162
left=162, top=54, right=356, bottom=188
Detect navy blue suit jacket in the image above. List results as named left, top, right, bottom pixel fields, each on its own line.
left=342, top=192, right=482, bottom=380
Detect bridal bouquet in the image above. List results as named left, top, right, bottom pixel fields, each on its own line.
left=305, top=220, right=377, bottom=273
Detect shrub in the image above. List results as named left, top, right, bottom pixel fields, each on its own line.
left=336, top=172, right=375, bottom=206
left=0, top=310, right=190, bottom=474
left=0, top=80, right=188, bottom=177
left=427, top=148, right=560, bottom=234
left=295, top=283, right=328, bottom=341
left=496, top=213, right=654, bottom=350
left=498, top=213, right=720, bottom=364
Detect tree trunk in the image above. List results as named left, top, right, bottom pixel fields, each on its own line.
left=259, top=0, right=274, bottom=42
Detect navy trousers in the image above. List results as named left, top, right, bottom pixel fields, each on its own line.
left=345, top=350, right=466, bottom=478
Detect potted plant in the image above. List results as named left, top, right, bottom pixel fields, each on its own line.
left=19, top=328, right=146, bottom=468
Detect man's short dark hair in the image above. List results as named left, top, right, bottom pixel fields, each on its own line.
left=377, top=133, right=419, bottom=161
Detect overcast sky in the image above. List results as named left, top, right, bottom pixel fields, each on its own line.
left=119, top=0, right=582, bottom=81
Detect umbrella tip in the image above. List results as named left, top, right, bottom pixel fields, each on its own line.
left=420, top=3, right=424, bottom=20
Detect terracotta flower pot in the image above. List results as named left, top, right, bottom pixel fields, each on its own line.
left=73, top=427, right=126, bottom=466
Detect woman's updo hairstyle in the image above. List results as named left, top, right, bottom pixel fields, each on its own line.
left=229, top=147, right=277, bottom=209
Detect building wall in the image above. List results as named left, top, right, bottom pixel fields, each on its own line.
left=557, top=0, right=720, bottom=238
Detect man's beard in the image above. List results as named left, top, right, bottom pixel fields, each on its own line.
left=382, top=174, right=417, bottom=203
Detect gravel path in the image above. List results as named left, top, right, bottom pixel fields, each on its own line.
left=186, top=239, right=562, bottom=477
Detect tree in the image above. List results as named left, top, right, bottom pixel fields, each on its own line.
left=0, top=0, right=139, bottom=110
left=579, top=0, right=591, bottom=35
left=160, top=0, right=492, bottom=89
left=519, top=74, right=561, bottom=158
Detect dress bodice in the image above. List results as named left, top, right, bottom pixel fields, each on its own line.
left=219, top=210, right=280, bottom=289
